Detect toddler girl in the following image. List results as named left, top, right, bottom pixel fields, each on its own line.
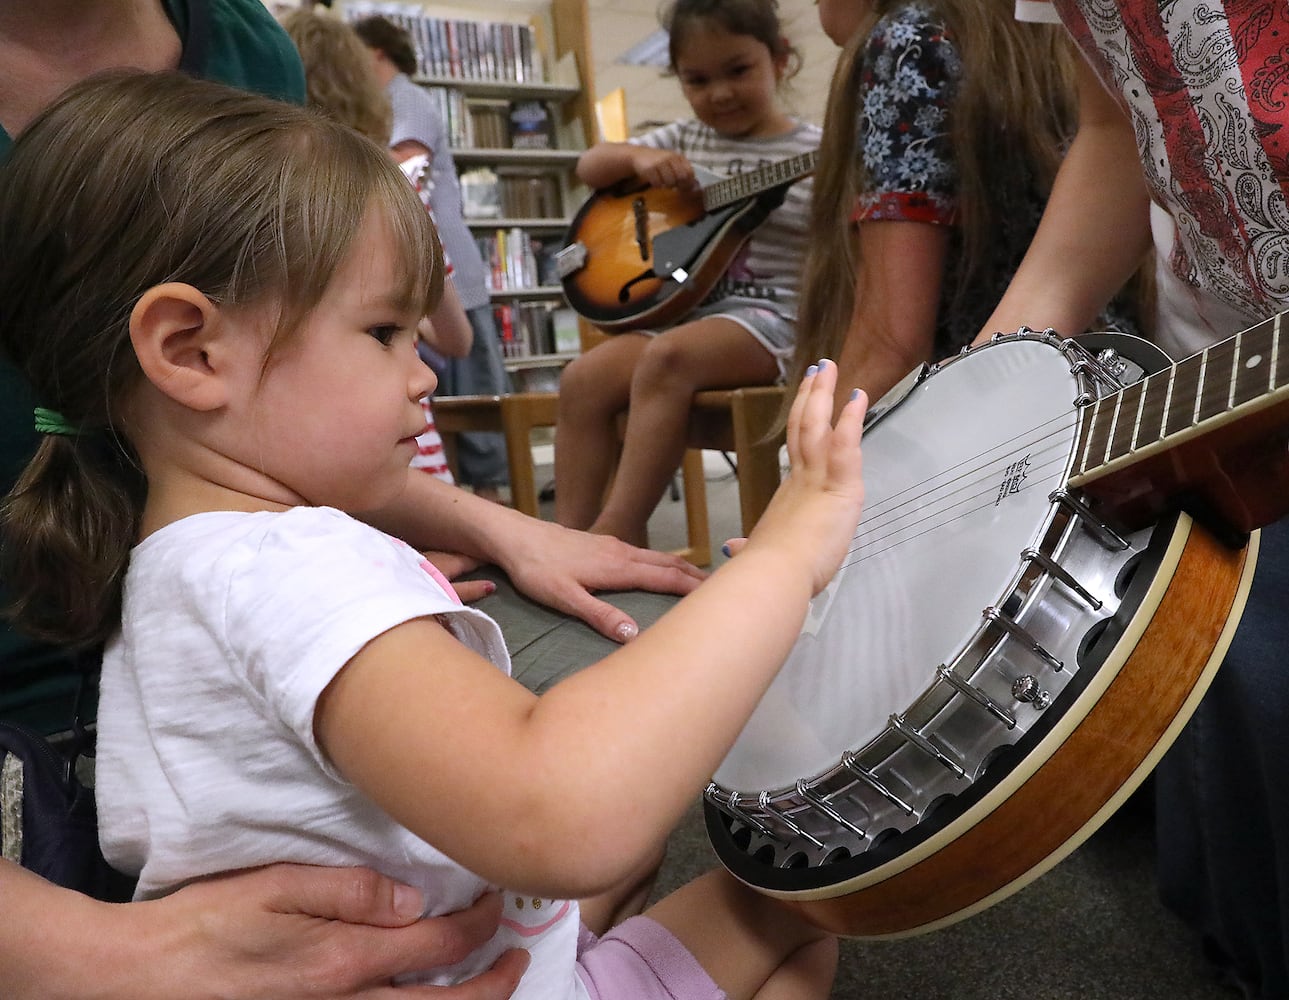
left=0, top=72, right=867, bottom=1000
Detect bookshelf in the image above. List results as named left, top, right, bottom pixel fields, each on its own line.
left=343, top=0, right=596, bottom=382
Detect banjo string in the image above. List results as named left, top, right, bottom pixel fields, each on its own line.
left=844, top=386, right=1187, bottom=554
left=838, top=448, right=1069, bottom=570
left=845, top=407, right=1075, bottom=529
left=837, top=410, right=1075, bottom=541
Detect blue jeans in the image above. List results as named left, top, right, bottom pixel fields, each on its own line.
left=1155, top=515, right=1289, bottom=998
left=436, top=305, right=511, bottom=488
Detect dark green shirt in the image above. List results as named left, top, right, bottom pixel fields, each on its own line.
left=0, top=0, right=305, bottom=732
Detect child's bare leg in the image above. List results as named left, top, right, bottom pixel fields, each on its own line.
left=578, top=841, right=667, bottom=936
left=554, top=334, right=648, bottom=529
left=644, top=868, right=837, bottom=1000
left=590, top=319, right=778, bottom=546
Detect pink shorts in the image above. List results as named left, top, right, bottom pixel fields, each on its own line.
left=575, top=916, right=726, bottom=1000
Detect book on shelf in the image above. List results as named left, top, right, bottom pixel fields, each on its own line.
left=478, top=228, right=567, bottom=293
left=480, top=227, right=538, bottom=292
left=459, top=167, right=565, bottom=221
left=422, top=89, right=559, bottom=154
left=495, top=301, right=568, bottom=359
left=422, top=86, right=474, bottom=148
left=496, top=168, right=563, bottom=219
left=508, top=100, right=554, bottom=149
left=464, top=98, right=511, bottom=149
left=551, top=306, right=580, bottom=354
left=459, top=167, right=501, bottom=219
left=344, top=2, right=544, bottom=85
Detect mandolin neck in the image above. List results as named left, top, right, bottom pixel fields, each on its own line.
left=701, top=150, right=818, bottom=212
left=1070, top=312, right=1289, bottom=536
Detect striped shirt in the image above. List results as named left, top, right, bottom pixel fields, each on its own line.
left=629, top=118, right=821, bottom=319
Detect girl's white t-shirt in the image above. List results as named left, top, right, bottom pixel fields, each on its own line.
left=96, top=506, right=587, bottom=999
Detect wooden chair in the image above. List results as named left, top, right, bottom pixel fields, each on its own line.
left=431, top=385, right=787, bottom=567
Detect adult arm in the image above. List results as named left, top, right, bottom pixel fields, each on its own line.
left=835, top=218, right=949, bottom=409
left=976, top=57, right=1152, bottom=342
left=364, top=472, right=705, bottom=642
left=1, top=859, right=526, bottom=1000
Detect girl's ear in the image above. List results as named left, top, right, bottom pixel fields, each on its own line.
left=129, top=283, right=235, bottom=411
left=773, top=42, right=791, bottom=80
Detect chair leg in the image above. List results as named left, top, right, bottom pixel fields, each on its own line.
left=729, top=390, right=785, bottom=536
left=675, top=449, right=711, bottom=567
left=498, top=393, right=560, bottom=518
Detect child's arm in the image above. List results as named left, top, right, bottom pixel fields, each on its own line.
left=316, top=364, right=867, bottom=899
left=576, top=141, right=699, bottom=192
left=420, top=278, right=473, bottom=358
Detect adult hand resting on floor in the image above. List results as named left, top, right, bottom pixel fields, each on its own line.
left=489, top=516, right=707, bottom=642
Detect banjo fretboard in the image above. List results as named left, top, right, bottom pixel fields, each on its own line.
left=1074, top=312, right=1289, bottom=480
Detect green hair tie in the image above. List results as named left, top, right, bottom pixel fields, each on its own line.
left=33, top=407, right=79, bottom=437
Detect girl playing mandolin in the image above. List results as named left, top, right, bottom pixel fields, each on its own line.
left=554, top=0, right=820, bottom=546
left=0, top=72, right=869, bottom=1000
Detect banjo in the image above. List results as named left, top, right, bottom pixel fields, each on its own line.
left=705, top=317, right=1289, bottom=938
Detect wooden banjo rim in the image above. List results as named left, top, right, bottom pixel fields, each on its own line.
left=732, top=515, right=1255, bottom=937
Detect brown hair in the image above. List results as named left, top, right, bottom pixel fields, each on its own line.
left=351, top=14, right=419, bottom=77
left=784, top=0, right=1077, bottom=404
left=283, top=9, right=393, bottom=144
left=0, top=71, right=443, bottom=647
left=662, top=0, right=801, bottom=80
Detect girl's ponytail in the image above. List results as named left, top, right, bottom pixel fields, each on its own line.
left=1, top=430, right=145, bottom=646
left=0, top=72, right=441, bottom=649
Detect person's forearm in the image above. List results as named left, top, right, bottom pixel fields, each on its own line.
left=2, top=861, right=140, bottom=1000
left=575, top=142, right=638, bottom=188
left=834, top=219, right=947, bottom=410
left=979, top=59, right=1151, bottom=342
left=365, top=471, right=528, bottom=560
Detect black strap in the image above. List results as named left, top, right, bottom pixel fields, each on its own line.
left=177, top=0, right=211, bottom=77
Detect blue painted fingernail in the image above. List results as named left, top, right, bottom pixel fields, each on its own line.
left=805, top=364, right=818, bottom=377
left=721, top=542, right=732, bottom=557
left=818, top=358, right=830, bottom=369
left=850, top=388, right=861, bottom=400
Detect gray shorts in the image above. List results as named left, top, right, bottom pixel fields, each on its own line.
left=645, top=294, right=796, bottom=380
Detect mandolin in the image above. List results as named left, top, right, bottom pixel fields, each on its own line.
left=555, top=151, right=816, bottom=333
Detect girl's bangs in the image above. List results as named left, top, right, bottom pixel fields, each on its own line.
left=272, top=127, right=443, bottom=333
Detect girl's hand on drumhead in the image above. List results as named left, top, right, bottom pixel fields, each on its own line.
left=748, top=360, right=866, bottom=595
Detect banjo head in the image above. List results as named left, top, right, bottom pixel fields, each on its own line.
left=705, top=333, right=1201, bottom=932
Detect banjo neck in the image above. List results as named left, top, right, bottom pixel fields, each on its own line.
left=1069, top=311, right=1289, bottom=536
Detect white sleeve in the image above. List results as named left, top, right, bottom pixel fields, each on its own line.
left=1015, top=0, right=1063, bottom=23
left=221, top=509, right=505, bottom=773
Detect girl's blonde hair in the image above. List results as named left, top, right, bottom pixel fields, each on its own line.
left=785, top=0, right=1077, bottom=399
left=0, top=71, right=443, bottom=647
left=282, top=8, right=394, bottom=144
